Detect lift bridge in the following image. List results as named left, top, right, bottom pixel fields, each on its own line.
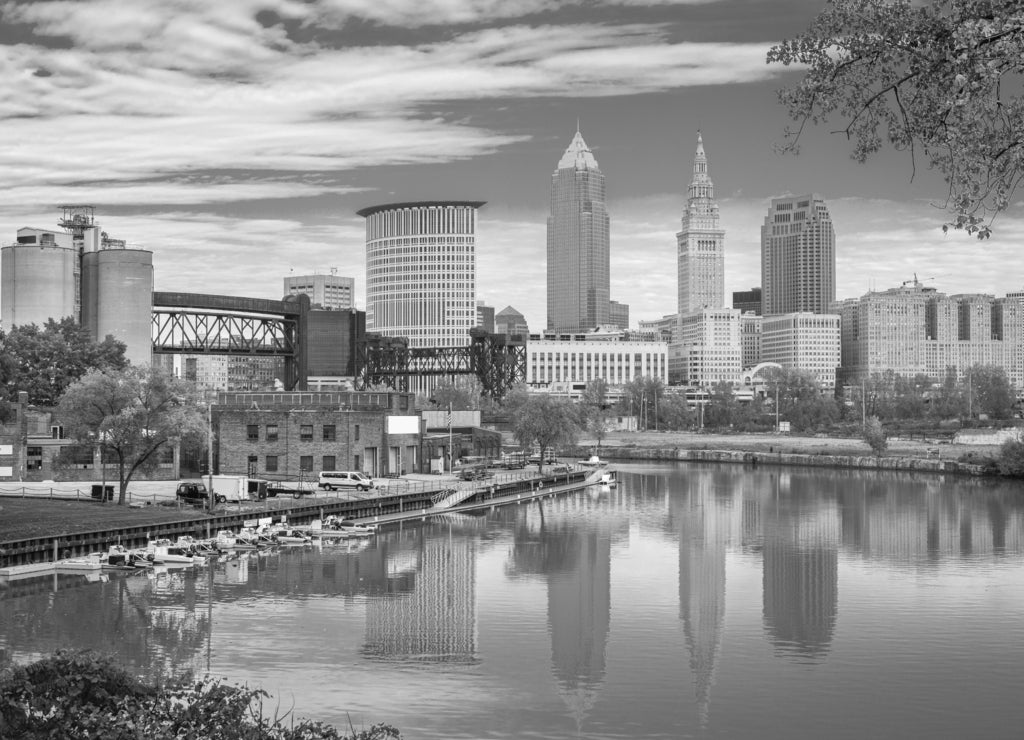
left=151, top=293, right=525, bottom=398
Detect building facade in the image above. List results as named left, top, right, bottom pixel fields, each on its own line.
left=476, top=301, right=495, bottom=333
left=673, top=309, right=742, bottom=387
left=836, top=285, right=1024, bottom=387
left=639, top=314, right=677, bottom=343
left=547, top=130, right=610, bottom=333
left=740, top=312, right=763, bottom=370
left=214, top=390, right=421, bottom=480
left=283, top=272, right=355, bottom=310
left=525, top=332, right=668, bottom=389
left=761, top=312, right=841, bottom=391
left=677, top=133, right=725, bottom=316
left=761, top=195, right=835, bottom=316
left=358, top=201, right=482, bottom=350
left=608, top=300, right=630, bottom=330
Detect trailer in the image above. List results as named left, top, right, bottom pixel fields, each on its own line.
left=207, top=475, right=268, bottom=503
left=265, top=479, right=319, bottom=499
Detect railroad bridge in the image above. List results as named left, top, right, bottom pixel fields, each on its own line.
left=151, top=292, right=525, bottom=398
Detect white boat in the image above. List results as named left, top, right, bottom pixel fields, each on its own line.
left=0, top=561, right=56, bottom=579
left=146, top=539, right=199, bottom=565
left=578, top=455, right=609, bottom=468
left=600, top=470, right=617, bottom=488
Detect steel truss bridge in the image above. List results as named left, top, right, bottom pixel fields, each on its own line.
left=151, top=292, right=309, bottom=390
left=152, top=293, right=525, bottom=398
left=357, top=328, right=527, bottom=400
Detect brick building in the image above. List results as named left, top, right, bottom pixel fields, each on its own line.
left=214, top=390, right=423, bottom=480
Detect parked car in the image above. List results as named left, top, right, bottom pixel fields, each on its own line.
left=317, top=471, right=375, bottom=492
left=175, top=481, right=226, bottom=506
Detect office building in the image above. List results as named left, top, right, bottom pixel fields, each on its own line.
left=761, top=312, right=841, bottom=391
left=476, top=301, right=495, bottom=333
left=547, top=129, right=610, bottom=333
left=526, top=330, right=667, bottom=391
left=639, top=314, right=677, bottom=343
left=677, top=133, right=725, bottom=315
left=761, top=195, right=835, bottom=316
left=608, top=300, right=629, bottom=330
left=358, top=201, right=482, bottom=349
left=733, top=288, right=762, bottom=315
left=284, top=272, right=354, bottom=310
left=495, top=306, right=529, bottom=337
left=673, top=308, right=742, bottom=387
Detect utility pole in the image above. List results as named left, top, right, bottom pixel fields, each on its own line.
left=861, top=379, right=866, bottom=427
left=207, top=402, right=214, bottom=513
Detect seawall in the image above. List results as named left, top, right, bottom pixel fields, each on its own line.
left=590, top=446, right=990, bottom=476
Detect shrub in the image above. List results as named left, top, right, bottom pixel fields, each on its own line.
left=862, top=416, right=888, bottom=455
left=0, top=650, right=400, bottom=740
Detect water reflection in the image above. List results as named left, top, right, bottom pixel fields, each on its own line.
left=1, top=463, right=1022, bottom=739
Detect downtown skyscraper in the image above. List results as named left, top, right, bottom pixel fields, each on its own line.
left=547, top=129, right=610, bottom=333
left=761, top=194, right=836, bottom=316
left=677, top=132, right=725, bottom=315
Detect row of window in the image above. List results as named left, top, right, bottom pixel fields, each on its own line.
left=246, top=424, right=359, bottom=442
left=258, top=454, right=347, bottom=473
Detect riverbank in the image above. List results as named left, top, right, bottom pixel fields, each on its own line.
left=576, top=430, right=1005, bottom=476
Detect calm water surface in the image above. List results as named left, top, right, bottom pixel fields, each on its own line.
left=3, top=462, right=1024, bottom=739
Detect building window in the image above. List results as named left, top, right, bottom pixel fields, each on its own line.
left=323, top=425, right=336, bottom=442
left=247, top=455, right=258, bottom=476
left=266, top=424, right=279, bottom=442
left=27, top=446, right=43, bottom=471
left=300, top=424, right=313, bottom=441
left=322, top=455, right=336, bottom=471
left=354, top=424, right=360, bottom=441
left=266, top=455, right=278, bottom=473
left=353, top=454, right=361, bottom=471
left=299, top=455, right=314, bottom=472
left=247, top=424, right=259, bottom=441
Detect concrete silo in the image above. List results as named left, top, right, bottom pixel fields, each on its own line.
left=81, top=248, right=154, bottom=366
left=1, top=228, right=80, bottom=331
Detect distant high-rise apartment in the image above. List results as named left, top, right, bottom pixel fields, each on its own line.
left=677, top=133, right=725, bottom=315
left=284, top=272, right=354, bottom=310
left=761, top=195, right=835, bottom=316
left=358, top=201, right=482, bottom=349
left=762, top=312, right=841, bottom=391
left=476, top=301, right=495, bottom=333
left=674, top=308, right=742, bottom=386
left=547, top=129, right=610, bottom=333
left=608, top=300, right=629, bottom=330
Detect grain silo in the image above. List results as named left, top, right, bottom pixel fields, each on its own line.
left=81, top=246, right=154, bottom=366
left=0, top=227, right=80, bottom=332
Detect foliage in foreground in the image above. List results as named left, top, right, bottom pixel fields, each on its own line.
left=0, top=650, right=401, bottom=740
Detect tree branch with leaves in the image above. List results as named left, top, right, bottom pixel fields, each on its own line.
left=769, top=0, right=1024, bottom=237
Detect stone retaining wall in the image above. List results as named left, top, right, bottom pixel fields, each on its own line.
left=583, top=447, right=989, bottom=476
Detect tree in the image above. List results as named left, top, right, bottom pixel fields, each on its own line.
left=768, top=0, right=1024, bottom=237
left=57, top=367, right=206, bottom=505
left=965, top=364, right=1015, bottom=419
left=424, top=377, right=485, bottom=412
left=996, top=438, right=1024, bottom=476
left=765, top=367, right=840, bottom=432
left=863, top=415, right=889, bottom=455
left=580, top=379, right=610, bottom=452
left=703, top=381, right=739, bottom=430
left=506, top=389, right=581, bottom=472
left=0, top=318, right=128, bottom=405
left=617, top=376, right=665, bottom=430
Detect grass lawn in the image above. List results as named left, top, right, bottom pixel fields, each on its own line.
left=0, top=498, right=211, bottom=544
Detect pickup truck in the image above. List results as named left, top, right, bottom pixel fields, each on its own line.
left=175, top=481, right=226, bottom=506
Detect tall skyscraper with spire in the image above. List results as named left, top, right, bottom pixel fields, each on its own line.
left=547, top=128, right=610, bottom=333
left=677, top=132, right=725, bottom=316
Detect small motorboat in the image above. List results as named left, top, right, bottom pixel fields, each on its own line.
left=272, top=528, right=312, bottom=545
left=578, top=455, right=609, bottom=468
left=100, top=545, right=152, bottom=570
left=322, top=516, right=376, bottom=537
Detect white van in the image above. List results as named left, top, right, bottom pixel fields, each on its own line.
left=318, top=471, right=375, bottom=492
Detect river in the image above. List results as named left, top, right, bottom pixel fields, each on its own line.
left=2, top=461, right=1023, bottom=739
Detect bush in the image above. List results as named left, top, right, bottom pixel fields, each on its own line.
left=0, top=651, right=401, bottom=740
left=862, top=416, right=888, bottom=455
left=996, top=439, right=1024, bottom=477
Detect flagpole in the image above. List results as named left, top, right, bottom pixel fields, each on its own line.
left=447, top=403, right=453, bottom=473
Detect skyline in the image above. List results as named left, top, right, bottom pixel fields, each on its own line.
left=2, top=0, right=1023, bottom=334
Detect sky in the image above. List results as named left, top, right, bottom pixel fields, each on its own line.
left=2, top=0, right=1022, bottom=333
